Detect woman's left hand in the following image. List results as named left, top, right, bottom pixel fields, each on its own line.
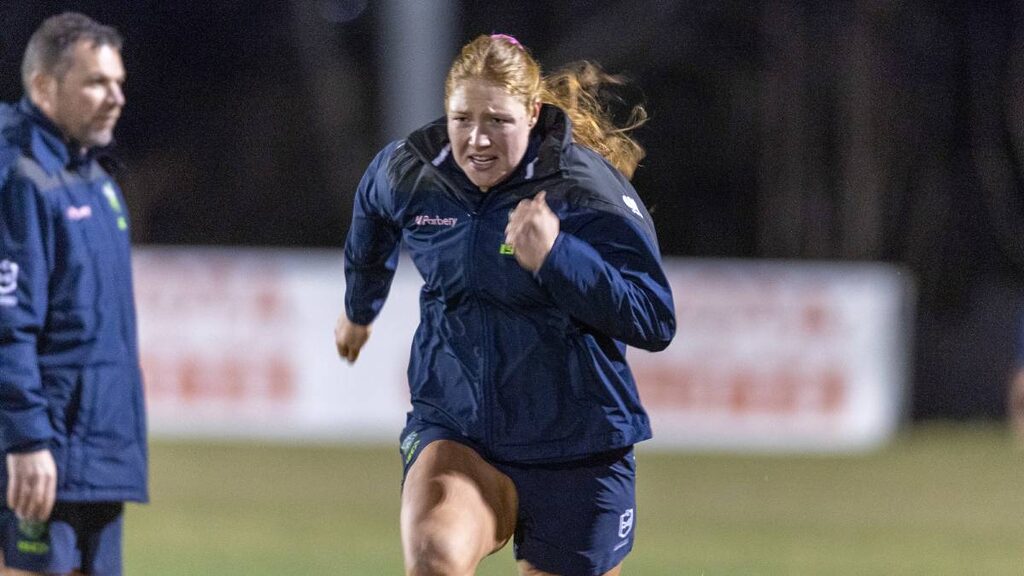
left=505, top=191, right=559, bottom=273
left=334, top=314, right=372, bottom=364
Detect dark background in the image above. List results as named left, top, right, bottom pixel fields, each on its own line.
left=3, top=0, right=1023, bottom=421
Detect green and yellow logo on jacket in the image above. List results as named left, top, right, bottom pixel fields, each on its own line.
left=102, top=181, right=127, bottom=231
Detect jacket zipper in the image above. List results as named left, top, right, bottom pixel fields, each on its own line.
left=472, top=177, right=556, bottom=449
left=465, top=215, right=495, bottom=447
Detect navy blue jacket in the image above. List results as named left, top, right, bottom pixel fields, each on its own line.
left=0, top=103, right=16, bottom=168
left=0, top=98, right=147, bottom=503
left=345, top=105, right=676, bottom=463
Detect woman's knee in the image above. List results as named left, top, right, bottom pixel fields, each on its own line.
left=403, top=482, right=492, bottom=575
left=406, top=526, right=479, bottom=576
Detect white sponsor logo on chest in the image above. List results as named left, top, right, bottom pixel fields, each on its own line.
left=414, top=214, right=459, bottom=227
left=66, top=205, right=93, bottom=220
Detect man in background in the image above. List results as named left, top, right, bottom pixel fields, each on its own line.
left=0, top=12, right=147, bottom=575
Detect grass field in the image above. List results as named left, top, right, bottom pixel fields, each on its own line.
left=124, top=423, right=1024, bottom=575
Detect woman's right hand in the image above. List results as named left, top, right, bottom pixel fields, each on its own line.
left=6, top=449, right=56, bottom=522
left=335, top=314, right=371, bottom=364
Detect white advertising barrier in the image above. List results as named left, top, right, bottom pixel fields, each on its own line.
left=135, top=247, right=912, bottom=451
left=635, top=260, right=912, bottom=452
left=134, top=247, right=415, bottom=442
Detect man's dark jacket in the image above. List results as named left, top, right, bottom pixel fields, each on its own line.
left=0, top=98, right=147, bottom=503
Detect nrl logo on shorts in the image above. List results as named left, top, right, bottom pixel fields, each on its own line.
left=618, top=508, right=634, bottom=538
left=0, top=259, right=19, bottom=301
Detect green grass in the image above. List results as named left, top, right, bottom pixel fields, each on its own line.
left=125, top=423, right=1024, bottom=575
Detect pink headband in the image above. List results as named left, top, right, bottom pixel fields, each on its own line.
left=490, top=34, right=521, bottom=47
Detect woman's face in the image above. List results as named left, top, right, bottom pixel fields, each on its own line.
left=446, top=79, right=539, bottom=191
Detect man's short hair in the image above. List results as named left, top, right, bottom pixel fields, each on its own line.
left=21, top=12, right=122, bottom=92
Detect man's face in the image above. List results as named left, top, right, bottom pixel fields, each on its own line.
left=35, top=41, right=125, bottom=150
left=446, top=79, right=539, bottom=191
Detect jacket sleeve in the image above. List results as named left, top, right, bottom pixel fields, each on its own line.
left=0, top=170, right=56, bottom=453
left=343, top=142, right=403, bottom=325
left=535, top=206, right=676, bottom=352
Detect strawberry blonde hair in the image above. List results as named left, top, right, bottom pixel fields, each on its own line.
left=445, top=34, right=648, bottom=180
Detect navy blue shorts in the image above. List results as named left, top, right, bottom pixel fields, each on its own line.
left=0, top=502, right=124, bottom=575
left=400, top=420, right=638, bottom=576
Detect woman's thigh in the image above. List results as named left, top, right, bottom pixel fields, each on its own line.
left=401, top=440, right=518, bottom=564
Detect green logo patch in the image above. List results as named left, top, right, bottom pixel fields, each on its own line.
left=102, top=182, right=122, bottom=213
left=15, top=519, right=49, bottom=555
left=499, top=243, right=515, bottom=255
left=400, top=431, right=421, bottom=464
left=17, top=540, right=49, bottom=555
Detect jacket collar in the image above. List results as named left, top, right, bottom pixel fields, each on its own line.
left=531, top=104, right=572, bottom=180
left=16, top=96, right=99, bottom=174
